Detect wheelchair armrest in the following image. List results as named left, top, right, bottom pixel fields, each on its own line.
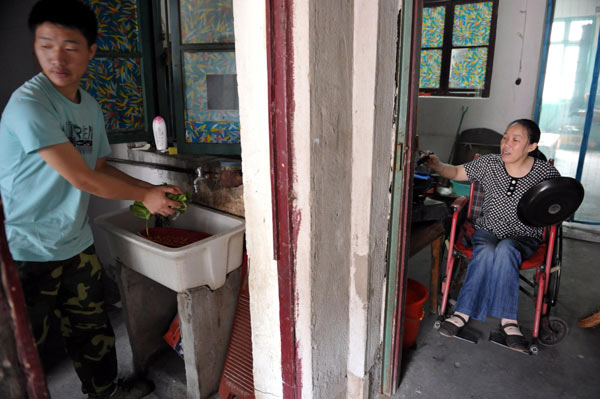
left=450, top=196, right=469, bottom=213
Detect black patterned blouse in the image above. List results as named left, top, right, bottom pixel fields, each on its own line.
left=464, top=154, right=560, bottom=240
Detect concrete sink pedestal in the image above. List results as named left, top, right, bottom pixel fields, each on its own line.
left=95, top=205, right=245, bottom=398
left=117, top=264, right=241, bottom=399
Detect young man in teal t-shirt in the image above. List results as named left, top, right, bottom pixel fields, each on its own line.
left=0, top=1, right=182, bottom=398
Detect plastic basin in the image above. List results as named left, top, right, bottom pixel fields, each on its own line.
left=95, top=204, right=245, bottom=292
left=451, top=180, right=471, bottom=197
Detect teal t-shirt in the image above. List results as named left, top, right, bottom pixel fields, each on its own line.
left=0, top=73, right=111, bottom=261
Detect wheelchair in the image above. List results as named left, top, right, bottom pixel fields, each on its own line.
left=434, top=174, right=584, bottom=355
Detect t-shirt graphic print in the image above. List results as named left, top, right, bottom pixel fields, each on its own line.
left=66, top=120, right=94, bottom=154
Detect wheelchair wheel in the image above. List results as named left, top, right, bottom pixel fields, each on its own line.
left=538, top=316, right=569, bottom=346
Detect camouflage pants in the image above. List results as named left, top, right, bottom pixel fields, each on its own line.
left=15, top=245, right=117, bottom=396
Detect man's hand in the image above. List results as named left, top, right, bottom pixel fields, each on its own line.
left=142, top=185, right=185, bottom=216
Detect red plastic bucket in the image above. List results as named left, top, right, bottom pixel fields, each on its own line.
left=402, top=278, right=429, bottom=348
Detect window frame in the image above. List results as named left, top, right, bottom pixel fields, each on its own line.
left=167, top=0, right=240, bottom=155
left=545, top=16, right=596, bottom=104
left=87, top=0, right=159, bottom=144
left=419, top=0, right=499, bottom=98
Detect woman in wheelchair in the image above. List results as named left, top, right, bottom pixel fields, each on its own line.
left=424, top=119, right=560, bottom=351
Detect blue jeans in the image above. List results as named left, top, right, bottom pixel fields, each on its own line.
left=454, top=229, right=540, bottom=321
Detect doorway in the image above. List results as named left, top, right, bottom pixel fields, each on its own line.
left=536, top=0, right=600, bottom=224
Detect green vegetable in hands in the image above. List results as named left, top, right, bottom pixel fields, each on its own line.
left=129, top=190, right=192, bottom=237
left=130, top=201, right=152, bottom=219
left=166, top=192, right=192, bottom=212
left=130, top=201, right=152, bottom=237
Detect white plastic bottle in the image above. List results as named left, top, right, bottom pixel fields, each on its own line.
left=152, top=116, right=168, bottom=152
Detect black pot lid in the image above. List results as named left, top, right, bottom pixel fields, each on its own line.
left=517, top=177, right=584, bottom=227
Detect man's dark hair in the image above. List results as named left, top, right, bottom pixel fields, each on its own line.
left=28, top=0, right=98, bottom=47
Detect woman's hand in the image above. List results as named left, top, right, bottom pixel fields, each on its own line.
left=141, top=185, right=185, bottom=216
left=423, top=152, right=442, bottom=172
left=421, top=151, right=468, bottom=181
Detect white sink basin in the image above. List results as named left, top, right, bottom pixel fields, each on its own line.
left=95, top=204, right=245, bottom=291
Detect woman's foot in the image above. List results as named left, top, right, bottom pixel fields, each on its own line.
left=439, top=312, right=469, bottom=338
left=501, top=319, right=528, bottom=351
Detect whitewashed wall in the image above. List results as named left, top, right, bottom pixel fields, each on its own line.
left=232, top=1, right=284, bottom=398
left=417, top=0, right=549, bottom=161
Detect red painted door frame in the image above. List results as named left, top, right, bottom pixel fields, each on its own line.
left=266, top=0, right=301, bottom=398
left=390, top=0, right=422, bottom=388
left=0, top=205, right=49, bottom=398
left=381, top=0, right=422, bottom=394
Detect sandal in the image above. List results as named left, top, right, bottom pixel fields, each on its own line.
left=439, top=314, right=468, bottom=338
left=501, top=322, right=529, bottom=351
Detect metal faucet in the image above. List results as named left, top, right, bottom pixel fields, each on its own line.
left=193, top=166, right=205, bottom=193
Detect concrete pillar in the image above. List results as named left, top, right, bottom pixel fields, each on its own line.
left=234, top=0, right=399, bottom=398
left=117, top=263, right=178, bottom=374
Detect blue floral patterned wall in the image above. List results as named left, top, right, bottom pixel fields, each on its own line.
left=184, top=51, right=239, bottom=143
left=181, top=0, right=239, bottom=144
left=84, top=58, right=144, bottom=130
left=80, top=0, right=144, bottom=131
left=180, top=0, right=235, bottom=44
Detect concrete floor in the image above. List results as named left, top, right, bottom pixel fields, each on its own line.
left=46, top=305, right=166, bottom=399
left=45, top=236, right=600, bottom=398
left=398, top=236, right=600, bottom=399
left=45, top=279, right=190, bottom=398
